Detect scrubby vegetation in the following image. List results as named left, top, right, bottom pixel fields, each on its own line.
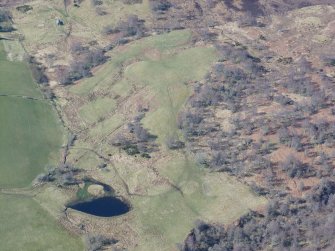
left=177, top=12, right=335, bottom=185
left=111, top=112, right=158, bottom=157
left=182, top=180, right=335, bottom=251
left=85, top=235, right=117, bottom=251
left=102, top=14, right=146, bottom=38
left=149, top=0, right=172, bottom=13
left=56, top=43, right=108, bottom=85
left=36, top=163, right=82, bottom=186
left=176, top=1, right=335, bottom=250
left=28, top=56, right=48, bottom=84
left=122, top=0, right=143, bottom=5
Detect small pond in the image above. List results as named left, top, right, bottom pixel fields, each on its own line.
left=67, top=197, right=130, bottom=217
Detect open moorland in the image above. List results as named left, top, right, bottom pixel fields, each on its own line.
left=0, top=0, right=334, bottom=251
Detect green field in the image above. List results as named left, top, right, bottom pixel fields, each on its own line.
left=0, top=42, right=63, bottom=188
left=0, top=194, right=83, bottom=251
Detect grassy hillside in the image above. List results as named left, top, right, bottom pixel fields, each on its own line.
left=64, top=30, right=267, bottom=250
left=131, top=155, right=266, bottom=251
left=2, top=0, right=334, bottom=250
left=126, top=47, right=217, bottom=142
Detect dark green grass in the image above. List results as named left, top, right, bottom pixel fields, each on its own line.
left=0, top=43, right=63, bottom=188
left=0, top=97, right=63, bottom=188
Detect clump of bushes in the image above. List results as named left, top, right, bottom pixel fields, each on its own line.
left=36, top=164, right=81, bottom=186
left=122, top=0, right=143, bottom=4
left=57, top=43, right=108, bottom=85
left=0, top=10, right=14, bottom=32
left=28, top=57, right=49, bottom=84
left=91, top=0, right=103, bottom=6
left=90, top=0, right=107, bottom=16
left=166, top=134, right=185, bottom=150
left=103, top=15, right=146, bottom=38
left=281, top=154, right=312, bottom=178
left=111, top=113, right=158, bottom=158
left=149, top=0, right=172, bottom=12
left=321, top=56, right=335, bottom=67
left=16, top=5, right=33, bottom=13
left=85, top=235, right=117, bottom=251
left=27, top=57, right=56, bottom=99
left=182, top=180, right=335, bottom=251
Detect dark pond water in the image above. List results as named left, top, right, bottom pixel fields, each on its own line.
left=68, top=197, right=130, bottom=217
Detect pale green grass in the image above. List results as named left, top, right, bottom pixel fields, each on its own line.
left=0, top=44, right=63, bottom=188
left=69, top=0, right=151, bottom=38
left=2, top=40, right=26, bottom=61
left=126, top=47, right=217, bottom=142
left=88, top=113, right=124, bottom=139
left=70, top=30, right=192, bottom=95
left=0, top=194, right=83, bottom=251
left=0, top=42, right=6, bottom=58
left=111, top=78, right=133, bottom=97
left=13, top=2, right=67, bottom=45
left=79, top=97, right=116, bottom=124
left=67, top=148, right=103, bottom=170
left=0, top=42, right=41, bottom=98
